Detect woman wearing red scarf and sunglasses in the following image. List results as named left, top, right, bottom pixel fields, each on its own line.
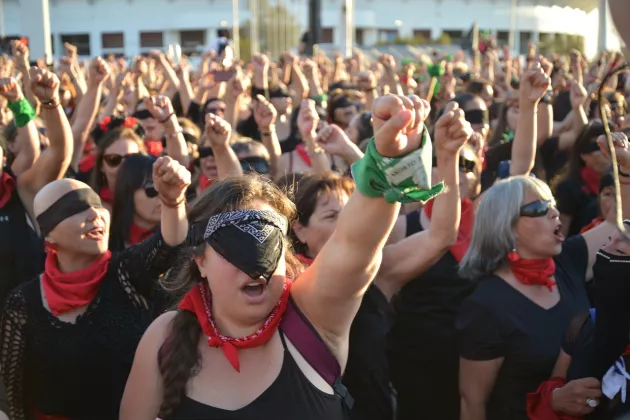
left=120, top=94, right=444, bottom=419
left=0, top=70, right=74, bottom=311
left=457, top=131, right=630, bottom=420
left=0, top=156, right=190, bottom=420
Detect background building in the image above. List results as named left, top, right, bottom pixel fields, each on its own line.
left=2, top=0, right=623, bottom=60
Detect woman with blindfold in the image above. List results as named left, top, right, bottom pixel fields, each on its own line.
left=0, top=156, right=190, bottom=420
left=109, top=154, right=161, bottom=251
left=120, top=94, right=444, bottom=419
left=456, top=132, right=630, bottom=420
left=0, top=70, right=74, bottom=311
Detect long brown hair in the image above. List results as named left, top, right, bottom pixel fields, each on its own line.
left=157, top=174, right=302, bottom=417
left=89, top=127, right=146, bottom=194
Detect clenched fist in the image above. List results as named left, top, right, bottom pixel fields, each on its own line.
left=152, top=156, right=191, bottom=207
left=433, top=102, right=472, bottom=158
left=29, top=67, right=60, bottom=104
left=204, top=113, right=231, bottom=149
left=88, top=57, right=111, bottom=87
left=0, top=78, right=24, bottom=103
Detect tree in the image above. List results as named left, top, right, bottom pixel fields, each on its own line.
left=239, top=0, right=302, bottom=61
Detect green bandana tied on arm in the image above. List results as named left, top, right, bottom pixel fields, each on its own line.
left=351, top=126, right=444, bottom=204
left=7, top=99, right=36, bottom=128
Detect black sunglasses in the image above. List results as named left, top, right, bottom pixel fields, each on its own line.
left=102, top=153, right=138, bottom=168
left=198, top=147, right=214, bottom=158
left=143, top=182, right=158, bottom=198
left=432, top=156, right=476, bottom=173
left=132, top=109, right=153, bottom=120
left=240, top=156, right=270, bottom=175
left=520, top=199, right=556, bottom=218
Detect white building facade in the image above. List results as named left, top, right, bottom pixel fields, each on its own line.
left=2, top=0, right=623, bottom=59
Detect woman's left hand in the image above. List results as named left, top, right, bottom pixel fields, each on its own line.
left=433, top=101, right=473, bottom=157
left=153, top=156, right=191, bottom=206
left=372, top=94, right=430, bottom=157
left=597, top=132, right=630, bottom=170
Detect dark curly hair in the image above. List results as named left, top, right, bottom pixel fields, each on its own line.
left=90, top=115, right=144, bottom=147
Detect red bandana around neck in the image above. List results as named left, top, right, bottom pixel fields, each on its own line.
left=580, top=216, right=605, bottom=234
left=580, top=166, right=600, bottom=196
left=42, top=251, right=112, bottom=316
left=199, top=173, right=215, bottom=192
left=128, top=223, right=154, bottom=246
left=0, top=171, right=16, bottom=208
left=145, top=140, right=164, bottom=157
left=297, top=254, right=314, bottom=267
left=295, top=144, right=312, bottom=167
left=424, top=196, right=474, bottom=262
left=78, top=153, right=96, bottom=174
left=99, top=185, right=114, bottom=204
left=178, top=280, right=292, bottom=372
left=507, top=251, right=556, bottom=292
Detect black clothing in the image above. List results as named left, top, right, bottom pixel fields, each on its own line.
left=166, top=331, right=348, bottom=420
left=538, top=137, right=569, bottom=184
left=554, top=178, right=598, bottom=236
left=553, top=90, right=572, bottom=123
left=387, top=211, right=475, bottom=420
left=344, top=285, right=395, bottom=420
left=0, top=232, right=180, bottom=420
left=0, top=174, right=44, bottom=310
left=456, top=235, right=590, bottom=420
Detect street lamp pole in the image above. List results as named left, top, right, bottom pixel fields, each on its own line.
left=232, top=0, right=240, bottom=59
left=0, top=0, right=5, bottom=38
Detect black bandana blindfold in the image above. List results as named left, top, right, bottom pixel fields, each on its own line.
left=188, top=210, right=289, bottom=282
left=464, top=109, right=489, bottom=126
left=36, top=188, right=103, bottom=238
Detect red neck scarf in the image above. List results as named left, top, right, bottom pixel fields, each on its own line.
left=100, top=185, right=114, bottom=204
left=297, top=254, right=314, bottom=267
left=199, top=174, right=215, bottom=192
left=580, top=216, right=605, bottom=234
left=581, top=166, right=600, bottom=196
left=295, top=144, right=312, bottom=167
left=145, top=140, right=164, bottom=157
left=507, top=251, right=556, bottom=292
left=0, top=171, right=16, bottom=208
left=42, top=251, right=112, bottom=316
left=128, top=223, right=154, bottom=246
left=424, top=197, right=474, bottom=262
left=178, top=280, right=292, bottom=372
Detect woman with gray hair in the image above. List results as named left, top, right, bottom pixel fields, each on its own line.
left=457, top=131, right=630, bottom=420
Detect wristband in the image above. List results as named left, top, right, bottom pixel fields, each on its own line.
left=160, top=112, right=175, bottom=124
left=351, top=127, right=444, bottom=204
left=8, top=99, right=36, bottom=127
left=310, top=93, right=328, bottom=103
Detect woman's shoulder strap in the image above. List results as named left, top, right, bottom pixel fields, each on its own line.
left=280, top=298, right=354, bottom=410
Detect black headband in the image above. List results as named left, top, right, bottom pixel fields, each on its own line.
left=464, top=109, right=489, bottom=126
left=36, top=188, right=103, bottom=238
left=132, top=109, right=153, bottom=120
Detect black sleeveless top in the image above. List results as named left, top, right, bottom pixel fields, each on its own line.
left=0, top=172, right=44, bottom=310
left=166, top=332, right=347, bottom=420
left=387, top=210, right=475, bottom=363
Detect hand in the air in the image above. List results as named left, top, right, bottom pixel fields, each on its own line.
left=253, top=95, right=277, bottom=130
left=519, top=63, right=551, bottom=105
left=433, top=102, right=473, bottom=158
left=204, top=113, right=232, bottom=149
left=144, top=95, right=175, bottom=123
left=152, top=156, right=191, bottom=206
left=372, top=94, right=430, bottom=157
left=0, top=78, right=24, bottom=103
left=29, top=67, right=60, bottom=103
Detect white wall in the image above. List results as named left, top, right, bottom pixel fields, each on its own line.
left=3, top=0, right=622, bottom=59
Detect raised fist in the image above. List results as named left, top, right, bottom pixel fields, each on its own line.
left=29, top=67, right=60, bottom=103
left=433, top=102, right=472, bottom=157
left=204, top=113, right=231, bottom=149
left=519, top=63, right=551, bottom=105
left=253, top=95, right=277, bottom=130
left=0, top=78, right=24, bottom=103
left=152, top=156, right=191, bottom=207
left=372, top=94, right=430, bottom=157
left=88, top=56, right=111, bottom=87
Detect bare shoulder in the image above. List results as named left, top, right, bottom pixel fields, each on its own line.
left=141, top=310, right=179, bottom=349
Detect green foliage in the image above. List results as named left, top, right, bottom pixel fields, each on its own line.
left=376, top=35, right=428, bottom=46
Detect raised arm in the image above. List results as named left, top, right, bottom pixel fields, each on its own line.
left=17, top=68, right=73, bottom=215
left=203, top=113, right=243, bottom=179
left=509, top=64, right=551, bottom=176
left=376, top=102, right=471, bottom=301
left=143, top=95, right=189, bottom=167
left=252, top=95, right=283, bottom=179
left=0, top=78, right=39, bottom=177
left=296, top=99, right=331, bottom=175
left=70, top=57, right=110, bottom=170
left=291, top=94, right=431, bottom=364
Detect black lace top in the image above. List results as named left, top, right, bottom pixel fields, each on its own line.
left=0, top=231, right=182, bottom=420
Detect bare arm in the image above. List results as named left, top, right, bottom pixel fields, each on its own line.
left=376, top=104, right=467, bottom=300
left=204, top=113, right=243, bottom=179
left=152, top=157, right=190, bottom=247
left=291, top=95, right=428, bottom=366
left=460, top=358, right=504, bottom=420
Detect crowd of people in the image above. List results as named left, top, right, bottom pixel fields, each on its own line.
left=1, top=12, right=630, bottom=420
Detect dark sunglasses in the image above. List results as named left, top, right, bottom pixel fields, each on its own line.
left=464, top=109, right=489, bottom=126
left=198, top=147, right=214, bottom=158
left=432, top=156, right=477, bottom=173
left=102, top=153, right=138, bottom=168
left=143, top=182, right=158, bottom=198
left=520, top=199, right=556, bottom=218
left=240, top=156, right=270, bottom=175
left=132, top=109, right=153, bottom=120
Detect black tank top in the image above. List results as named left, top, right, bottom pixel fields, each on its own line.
left=166, top=331, right=348, bottom=420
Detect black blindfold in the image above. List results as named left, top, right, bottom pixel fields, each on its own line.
left=464, top=109, right=489, bottom=126
left=36, top=188, right=103, bottom=238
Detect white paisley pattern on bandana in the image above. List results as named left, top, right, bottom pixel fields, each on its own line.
left=203, top=209, right=289, bottom=244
